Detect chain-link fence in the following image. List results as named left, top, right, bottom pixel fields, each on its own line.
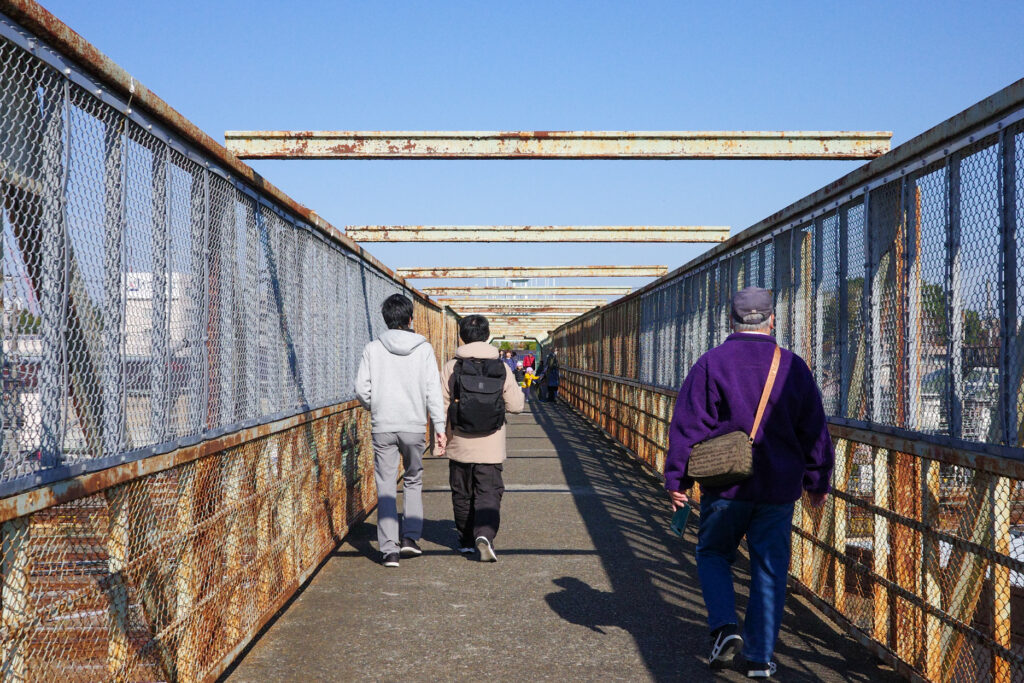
left=553, top=80, right=1024, bottom=682
left=0, top=3, right=459, bottom=680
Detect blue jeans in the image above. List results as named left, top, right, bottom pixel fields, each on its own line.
left=696, top=494, right=795, bottom=663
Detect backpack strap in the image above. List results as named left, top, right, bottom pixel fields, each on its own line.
left=748, top=345, right=782, bottom=445
left=448, top=359, right=463, bottom=423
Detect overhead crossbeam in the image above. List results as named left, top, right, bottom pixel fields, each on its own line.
left=453, top=309, right=596, bottom=317
left=422, top=286, right=631, bottom=297
left=438, top=298, right=607, bottom=308
left=347, top=225, right=729, bottom=243
left=397, top=265, right=668, bottom=279
left=225, top=130, right=892, bottom=160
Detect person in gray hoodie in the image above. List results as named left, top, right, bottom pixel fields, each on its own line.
left=355, top=294, right=446, bottom=568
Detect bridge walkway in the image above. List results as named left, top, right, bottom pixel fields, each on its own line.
left=222, top=402, right=900, bottom=682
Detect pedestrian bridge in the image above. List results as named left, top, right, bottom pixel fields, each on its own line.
left=0, top=2, right=1022, bottom=682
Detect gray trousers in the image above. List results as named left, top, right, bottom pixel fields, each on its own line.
left=371, top=431, right=425, bottom=554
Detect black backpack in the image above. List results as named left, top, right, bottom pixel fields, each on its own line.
left=449, top=358, right=507, bottom=433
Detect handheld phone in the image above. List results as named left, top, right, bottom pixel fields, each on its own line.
left=670, top=505, right=691, bottom=536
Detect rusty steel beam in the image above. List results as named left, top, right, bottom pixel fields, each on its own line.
left=422, top=286, right=631, bottom=297
left=437, top=298, right=607, bottom=308
left=346, top=225, right=729, bottom=243
left=397, top=266, right=668, bottom=279
left=453, top=308, right=595, bottom=317
left=225, top=130, right=892, bottom=160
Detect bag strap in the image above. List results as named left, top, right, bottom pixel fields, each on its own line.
left=748, top=345, right=782, bottom=444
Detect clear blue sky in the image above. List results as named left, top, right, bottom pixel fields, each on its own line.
left=41, top=0, right=1024, bottom=292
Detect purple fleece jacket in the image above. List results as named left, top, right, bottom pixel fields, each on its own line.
left=664, top=332, right=834, bottom=504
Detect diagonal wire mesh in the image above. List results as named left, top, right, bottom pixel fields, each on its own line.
left=551, top=90, right=1024, bottom=682
left=0, top=7, right=458, bottom=682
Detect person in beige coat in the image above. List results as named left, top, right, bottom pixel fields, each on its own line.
left=442, top=315, right=525, bottom=561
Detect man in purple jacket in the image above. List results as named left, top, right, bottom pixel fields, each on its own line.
left=664, top=287, right=833, bottom=679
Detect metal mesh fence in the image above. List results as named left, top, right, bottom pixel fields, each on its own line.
left=552, top=84, right=1024, bottom=681
left=0, top=6, right=458, bottom=681
left=0, top=15, right=447, bottom=495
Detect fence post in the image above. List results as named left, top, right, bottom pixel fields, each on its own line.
left=175, top=467, right=197, bottom=682
left=872, top=447, right=891, bottom=646
left=281, top=431, right=297, bottom=583
left=998, top=129, right=1019, bottom=447
left=255, top=439, right=273, bottom=610
left=102, top=117, right=126, bottom=458
left=105, top=485, right=131, bottom=681
left=150, top=145, right=169, bottom=444
left=832, top=440, right=850, bottom=613
left=1, top=518, right=29, bottom=680
left=919, top=456, right=942, bottom=680
left=947, top=154, right=963, bottom=439
left=991, top=474, right=1012, bottom=682
left=224, top=453, right=244, bottom=643
left=37, top=79, right=69, bottom=469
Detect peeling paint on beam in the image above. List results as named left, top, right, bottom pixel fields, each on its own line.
left=437, top=298, right=608, bottom=307
left=347, top=225, right=729, bottom=243
left=225, top=130, right=893, bottom=160
left=421, top=286, right=631, bottom=297
left=397, top=266, right=668, bottom=279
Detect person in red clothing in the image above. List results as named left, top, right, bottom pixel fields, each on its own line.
left=664, top=287, right=834, bottom=678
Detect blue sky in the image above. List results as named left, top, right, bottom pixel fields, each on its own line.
left=41, top=0, right=1024, bottom=292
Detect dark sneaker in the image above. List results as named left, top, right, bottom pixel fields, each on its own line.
left=381, top=552, right=400, bottom=568
left=746, top=661, right=777, bottom=678
left=709, top=624, right=743, bottom=670
left=457, top=545, right=476, bottom=554
left=475, top=536, right=498, bottom=562
left=400, top=538, right=422, bottom=557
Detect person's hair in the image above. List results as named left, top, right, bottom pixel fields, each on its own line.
left=733, top=316, right=772, bottom=333
left=381, top=294, right=414, bottom=330
left=459, top=315, right=490, bottom=343
left=547, top=353, right=559, bottom=368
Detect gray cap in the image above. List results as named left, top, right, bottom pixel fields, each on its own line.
left=731, top=286, right=773, bottom=324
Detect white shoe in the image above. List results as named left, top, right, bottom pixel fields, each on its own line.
left=475, top=536, right=497, bottom=562
left=746, top=661, right=777, bottom=678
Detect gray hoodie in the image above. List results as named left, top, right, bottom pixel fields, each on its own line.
left=354, top=329, right=445, bottom=435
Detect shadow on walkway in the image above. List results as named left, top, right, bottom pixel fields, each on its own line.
left=529, top=400, right=898, bottom=682
left=222, top=401, right=900, bottom=682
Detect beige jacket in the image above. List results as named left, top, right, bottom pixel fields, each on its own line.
left=442, top=342, right=525, bottom=464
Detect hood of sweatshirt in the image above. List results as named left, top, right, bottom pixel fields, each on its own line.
left=378, top=329, right=428, bottom=356
left=455, top=341, right=499, bottom=360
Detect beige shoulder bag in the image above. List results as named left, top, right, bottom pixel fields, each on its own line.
left=686, top=345, right=781, bottom=488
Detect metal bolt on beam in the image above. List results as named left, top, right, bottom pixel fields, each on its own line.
left=225, top=130, right=893, bottom=160
left=347, top=225, right=729, bottom=243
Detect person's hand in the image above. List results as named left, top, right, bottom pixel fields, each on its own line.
left=807, top=492, right=827, bottom=508
left=434, top=432, right=447, bottom=457
left=667, top=489, right=689, bottom=511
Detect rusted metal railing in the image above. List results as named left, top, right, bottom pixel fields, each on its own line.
left=552, top=79, right=1024, bottom=682
left=0, top=2, right=460, bottom=680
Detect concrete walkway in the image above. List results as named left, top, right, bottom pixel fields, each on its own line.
left=223, top=402, right=900, bottom=682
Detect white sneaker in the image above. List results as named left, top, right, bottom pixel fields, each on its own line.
left=475, top=536, right=497, bottom=562
left=746, top=661, right=777, bottom=678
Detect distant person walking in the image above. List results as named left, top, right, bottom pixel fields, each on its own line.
left=442, top=315, right=525, bottom=562
left=663, top=287, right=833, bottom=678
left=355, top=294, right=446, bottom=568
left=503, top=350, right=517, bottom=375
left=542, top=353, right=560, bottom=402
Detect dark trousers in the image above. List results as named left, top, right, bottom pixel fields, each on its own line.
left=546, top=385, right=558, bottom=402
left=449, top=461, right=505, bottom=545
